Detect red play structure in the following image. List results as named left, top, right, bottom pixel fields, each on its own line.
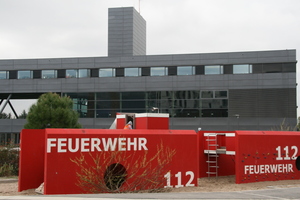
left=19, top=113, right=300, bottom=194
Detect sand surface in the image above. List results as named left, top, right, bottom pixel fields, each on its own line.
left=1, top=176, right=300, bottom=196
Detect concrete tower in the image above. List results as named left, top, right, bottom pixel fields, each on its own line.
left=108, top=7, right=146, bottom=57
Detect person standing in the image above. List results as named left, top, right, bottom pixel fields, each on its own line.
left=124, top=121, right=133, bottom=129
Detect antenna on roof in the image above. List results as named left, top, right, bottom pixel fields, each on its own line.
left=138, top=0, right=141, bottom=13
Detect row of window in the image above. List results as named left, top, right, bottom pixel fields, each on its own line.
left=64, top=90, right=228, bottom=118
left=0, top=62, right=295, bottom=79
left=0, top=133, right=20, bottom=145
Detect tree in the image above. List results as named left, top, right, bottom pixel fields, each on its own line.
left=24, top=92, right=81, bottom=129
left=0, top=112, right=11, bottom=119
left=18, top=110, right=28, bottom=119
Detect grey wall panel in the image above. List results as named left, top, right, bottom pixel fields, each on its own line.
left=62, top=58, right=78, bottom=64
left=14, top=59, right=38, bottom=65
left=0, top=60, right=14, bottom=66
left=78, top=63, right=95, bottom=68
left=62, top=63, right=78, bottom=69
left=13, top=64, right=38, bottom=70
left=37, top=58, right=62, bottom=65
left=229, top=88, right=296, bottom=118
left=78, top=57, right=95, bottom=63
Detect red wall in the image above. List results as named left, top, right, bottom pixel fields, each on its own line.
left=18, top=129, right=45, bottom=192
left=135, top=114, right=169, bottom=129
left=42, top=129, right=198, bottom=194
left=235, top=131, right=300, bottom=184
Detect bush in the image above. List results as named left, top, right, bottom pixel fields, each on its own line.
left=0, top=146, right=19, bottom=177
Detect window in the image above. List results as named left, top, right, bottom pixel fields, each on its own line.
left=0, top=71, right=8, bottom=79
left=177, top=66, right=195, bottom=75
left=42, top=70, right=57, bottom=79
left=150, top=67, right=167, bottom=76
left=215, top=91, right=228, bottom=98
left=66, top=69, right=90, bottom=78
left=66, top=69, right=77, bottom=78
left=78, top=69, right=90, bottom=78
left=200, top=90, right=228, bottom=117
left=201, top=91, right=213, bottom=98
left=99, top=68, right=115, bottom=77
left=204, top=65, right=223, bottom=75
left=125, top=68, right=140, bottom=77
left=233, top=64, right=252, bottom=74
left=18, top=71, right=32, bottom=79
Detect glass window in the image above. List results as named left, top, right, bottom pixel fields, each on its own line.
left=233, top=64, right=252, bottom=74
left=174, top=91, right=199, bottom=99
left=124, top=68, right=140, bottom=77
left=66, top=69, right=77, bottom=78
left=201, top=91, right=213, bottom=98
left=42, top=70, right=57, bottom=79
left=215, top=91, right=228, bottom=98
left=122, top=92, right=145, bottom=100
left=99, top=68, right=115, bottom=77
left=78, top=69, right=90, bottom=78
left=204, top=65, right=223, bottom=75
left=150, top=67, right=167, bottom=76
left=0, top=71, right=8, bottom=79
left=122, top=100, right=146, bottom=109
left=18, top=71, right=32, bottom=79
left=177, top=66, right=195, bottom=75
left=96, top=92, right=120, bottom=100
left=201, top=99, right=228, bottom=109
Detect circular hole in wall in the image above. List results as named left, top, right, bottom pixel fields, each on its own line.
left=104, top=163, right=127, bottom=190
left=296, top=156, right=300, bottom=171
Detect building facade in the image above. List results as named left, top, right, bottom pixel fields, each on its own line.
left=0, top=7, right=297, bottom=144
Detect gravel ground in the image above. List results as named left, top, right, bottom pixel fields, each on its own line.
left=1, top=176, right=300, bottom=196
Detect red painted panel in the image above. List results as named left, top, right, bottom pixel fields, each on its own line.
left=43, top=129, right=198, bottom=194
left=18, top=129, right=45, bottom=192
left=235, top=131, right=300, bottom=184
left=198, top=131, right=236, bottom=178
left=135, top=117, right=169, bottom=129
left=116, top=116, right=126, bottom=129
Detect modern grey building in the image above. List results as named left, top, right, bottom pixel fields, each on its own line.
left=0, top=7, right=297, bottom=144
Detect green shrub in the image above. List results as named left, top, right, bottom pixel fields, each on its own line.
left=0, top=163, right=14, bottom=177
left=0, top=146, right=19, bottom=177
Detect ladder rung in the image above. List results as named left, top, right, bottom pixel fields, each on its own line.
left=206, top=161, right=217, bottom=163
left=209, top=166, right=219, bottom=168
left=206, top=172, right=217, bottom=174
left=206, top=139, right=217, bottom=141
left=208, top=144, right=218, bottom=146
left=208, top=155, right=219, bottom=157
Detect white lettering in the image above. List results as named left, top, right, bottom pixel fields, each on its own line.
left=249, top=165, right=254, bottom=174
left=68, top=138, right=79, bottom=152
left=139, top=138, right=148, bottom=150
left=118, top=138, right=126, bottom=151
left=244, top=164, right=294, bottom=175
left=270, top=164, right=278, bottom=173
left=91, top=138, right=101, bottom=152
left=57, top=138, right=67, bottom=153
left=46, top=137, right=148, bottom=153
left=289, top=164, right=294, bottom=172
left=278, top=164, right=282, bottom=173
left=47, top=138, right=57, bottom=153
left=81, top=138, right=90, bottom=152
left=127, top=138, right=137, bottom=151
left=103, top=138, right=117, bottom=151
left=265, top=165, right=270, bottom=173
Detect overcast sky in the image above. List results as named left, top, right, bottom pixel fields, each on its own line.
left=1, top=0, right=300, bottom=115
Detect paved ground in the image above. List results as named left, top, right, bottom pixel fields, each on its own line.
left=0, top=186, right=299, bottom=200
